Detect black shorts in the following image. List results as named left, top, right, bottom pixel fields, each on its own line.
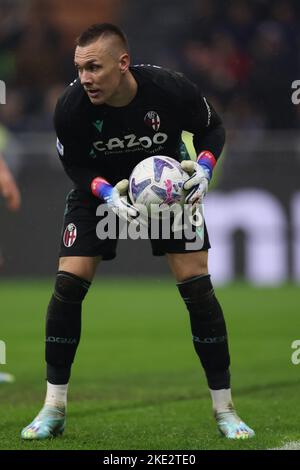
left=59, top=189, right=211, bottom=260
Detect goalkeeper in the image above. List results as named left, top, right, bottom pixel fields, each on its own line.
left=21, top=23, right=254, bottom=440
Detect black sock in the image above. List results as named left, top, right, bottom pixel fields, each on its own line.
left=177, top=274, right=230, bottom=389
left=45, top=271, right=90, bottom=384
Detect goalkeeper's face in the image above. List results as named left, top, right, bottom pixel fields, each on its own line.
left=74, top=36, right=130, bottom=106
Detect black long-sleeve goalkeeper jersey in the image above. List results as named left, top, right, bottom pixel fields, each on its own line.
left=54, top=65, right=225, bottom=191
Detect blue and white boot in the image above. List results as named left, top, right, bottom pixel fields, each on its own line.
left=215, top=408, right=255, bottom=439
left=21, top=405, right=66, bottom=440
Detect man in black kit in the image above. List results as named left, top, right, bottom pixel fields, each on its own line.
left=21, top=23, right=254, bottom=440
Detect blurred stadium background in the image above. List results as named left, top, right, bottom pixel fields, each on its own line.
left=0, top=0, right=299, bottom=283
left=0, top=0, right=300, bottom=451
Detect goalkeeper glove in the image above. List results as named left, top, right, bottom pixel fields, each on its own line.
left=91, top=177, right=139, bottom=222
left=181, top=151, right=216, bottom=205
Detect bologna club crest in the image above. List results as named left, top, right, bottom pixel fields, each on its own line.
left=63, top=223, right=77, bottom=247
left=144, top=111, right=160, bottom=131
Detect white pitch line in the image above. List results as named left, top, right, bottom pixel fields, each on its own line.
left=270, top=441, right=300, bottom=450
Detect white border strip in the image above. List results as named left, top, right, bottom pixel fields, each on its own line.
left=270, top=441, right=300, bottom=450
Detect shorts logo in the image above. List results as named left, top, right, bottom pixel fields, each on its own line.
left=63, top=223, right=77, bottom=247
left=144, top=111, right=160, bottom=131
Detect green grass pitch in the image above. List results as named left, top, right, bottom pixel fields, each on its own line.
left=0, top=279, right=299, bottom=450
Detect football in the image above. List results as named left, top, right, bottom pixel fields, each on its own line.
left=128, top=156, right=187, bottom=215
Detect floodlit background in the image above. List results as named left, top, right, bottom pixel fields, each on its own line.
left=0, top=0, right=299, bottom=452
left=0, top=0, right=299, bottom=283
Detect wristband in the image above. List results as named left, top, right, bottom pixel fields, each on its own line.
left=91, top=177, right=113, bottom=201
left=196, top=151, right=216, bottom=180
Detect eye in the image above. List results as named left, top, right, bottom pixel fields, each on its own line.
left=89, top=64, right=101, bottom=72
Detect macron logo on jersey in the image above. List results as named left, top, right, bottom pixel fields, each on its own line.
left=93, top=119, right=104, bottom=134
left=56, top=138, right=64, bottom=157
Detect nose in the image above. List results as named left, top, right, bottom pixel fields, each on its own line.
left=80, top=69, right=93, bottom=86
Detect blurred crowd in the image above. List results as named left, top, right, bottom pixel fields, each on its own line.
left=0, top=0, right=84, bottom=133
left=0, top=0, right=299, bottom=134
left=174, top=0, right=299, bottom=130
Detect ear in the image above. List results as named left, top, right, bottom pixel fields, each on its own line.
left=119, top=53, right=130, bottom=74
